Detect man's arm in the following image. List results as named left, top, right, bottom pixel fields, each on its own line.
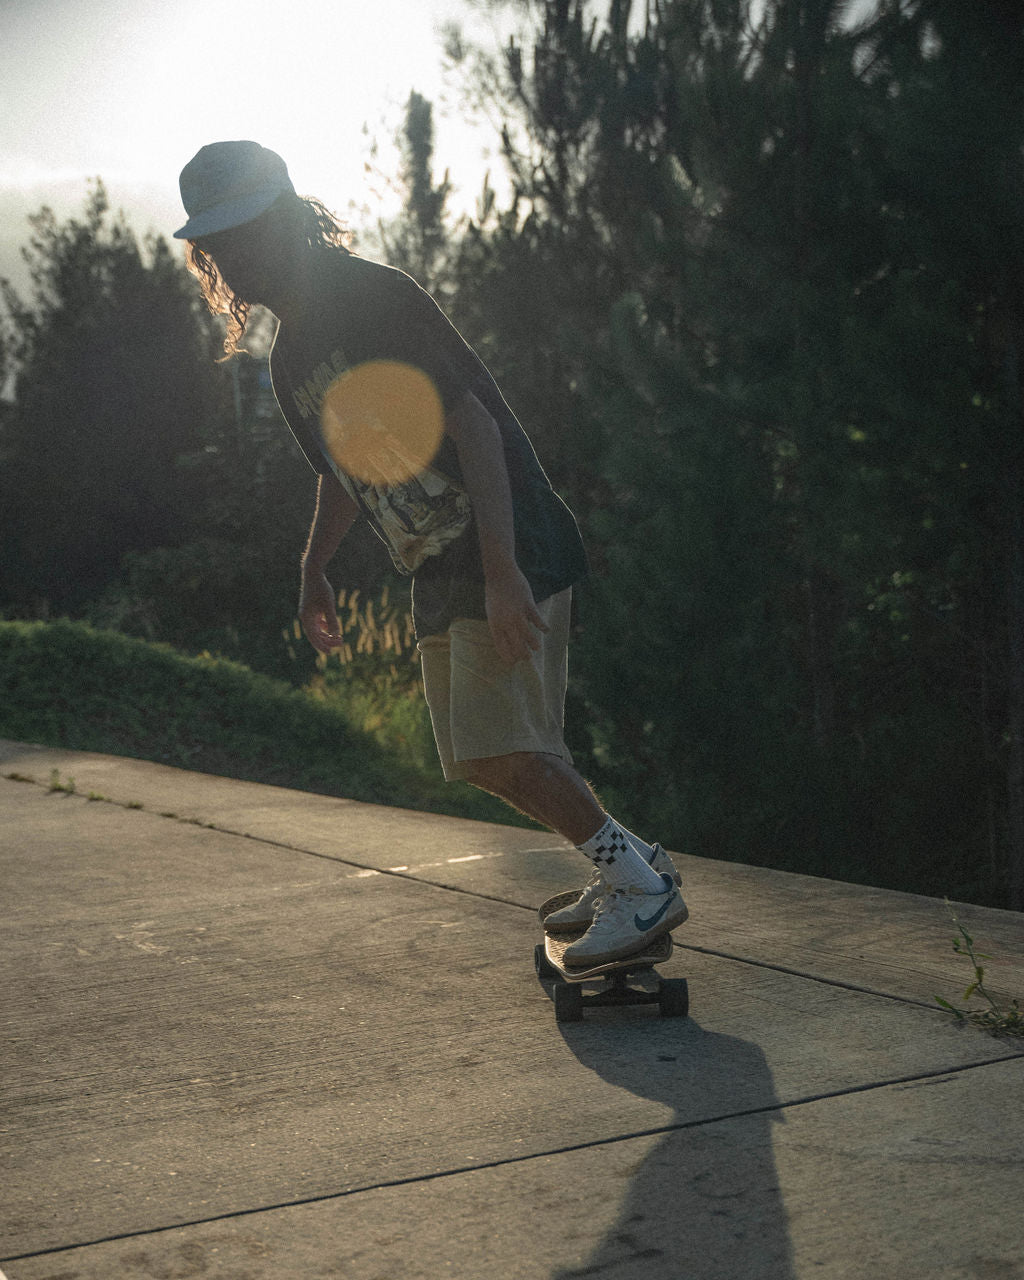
left=445, top=389, right=548, bottom=665
left=298, top=469, right=360, bottom=654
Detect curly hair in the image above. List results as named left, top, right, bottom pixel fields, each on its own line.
left=185, top=193, right=350, bottom=358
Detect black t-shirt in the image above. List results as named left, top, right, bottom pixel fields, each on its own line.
left=269, top=250, right=587, bottom=637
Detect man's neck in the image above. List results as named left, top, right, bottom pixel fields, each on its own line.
left=266, top=245, right=320, bottom=328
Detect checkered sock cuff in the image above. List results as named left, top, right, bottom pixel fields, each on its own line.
left=577, top=815, right=668, bottom=894
left=581, top=819, right=631, bottom=869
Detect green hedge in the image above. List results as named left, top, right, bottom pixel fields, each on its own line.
left=0, top=619, right=518, bottom=823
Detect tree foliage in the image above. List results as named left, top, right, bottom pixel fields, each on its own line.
left=438, top=0, right=1024, bottom=907
left=0, top=185, right=327, bottom=675
left=378, top=90, right=457, bottom=295
left=0, top=183, right=220, bottom=610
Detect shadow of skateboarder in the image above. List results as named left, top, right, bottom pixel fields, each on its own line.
left=549, top=1014, right=796, bottom=1280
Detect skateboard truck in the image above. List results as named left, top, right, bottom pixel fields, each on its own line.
left=536, top=891, right=690, bottom=1023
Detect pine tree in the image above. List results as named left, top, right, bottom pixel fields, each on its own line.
left=445, top=0, right=1024, bottom=905
left=0, top=183, right=220, bottom=612
left=0, top=185, right=323, bottom=678
left=378, top=91, right=456, bottom=296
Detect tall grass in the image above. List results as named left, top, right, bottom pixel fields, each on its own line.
left=286, top=585, right=438, bottom=773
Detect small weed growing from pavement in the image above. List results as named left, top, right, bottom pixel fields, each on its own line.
left=48, top=769, right=76, bottom=795
left=935, top=901, right=1024, bottom=1037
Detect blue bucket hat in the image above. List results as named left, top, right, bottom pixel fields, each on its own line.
left=174, top=141, right=295, bottom=240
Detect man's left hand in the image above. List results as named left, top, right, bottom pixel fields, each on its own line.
left=485, top=569, right=549, bottom=666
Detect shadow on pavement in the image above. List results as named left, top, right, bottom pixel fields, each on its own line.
left=552, top=1014, right=795, bottom=1280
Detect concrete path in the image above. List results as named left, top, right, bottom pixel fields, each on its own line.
left=1, top=738, right=1022, bottom=1280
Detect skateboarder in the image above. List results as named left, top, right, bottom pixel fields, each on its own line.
left=174, top=141, right=688, bottom=964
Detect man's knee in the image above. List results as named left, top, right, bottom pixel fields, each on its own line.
left=459, top=751, right=534, bottom=795
left=460, top=750, right=573, bottom=798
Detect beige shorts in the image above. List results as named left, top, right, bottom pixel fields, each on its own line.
left=417, top=588, right=574, bottom=781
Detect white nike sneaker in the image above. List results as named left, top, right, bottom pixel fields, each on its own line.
left=562, top=880, right=689, bottom=966
left=542, top=844, right=681, bottom=929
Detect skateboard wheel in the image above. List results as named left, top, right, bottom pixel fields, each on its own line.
left=658, top=978, right=689, bottom=1018
left=534, top=943, right=559, bottom=982
left=554, top=982, right=584, bottom=1023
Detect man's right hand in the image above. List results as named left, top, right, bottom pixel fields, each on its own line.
left=298, top=567, right=344, bottom=654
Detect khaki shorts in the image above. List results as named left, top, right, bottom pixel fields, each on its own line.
left=417, top=588, right=574, bottom=781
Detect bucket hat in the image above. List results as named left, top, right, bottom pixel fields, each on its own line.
left=174, top=141, right=295, bottom=240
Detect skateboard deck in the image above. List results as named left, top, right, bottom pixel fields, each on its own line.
left=535, top=891, right=689, bottom=1022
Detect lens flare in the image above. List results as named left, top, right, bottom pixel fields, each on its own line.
left=319, top=360, right=444, bottom=486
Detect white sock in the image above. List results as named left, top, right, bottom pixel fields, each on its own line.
left=577, top=816, right=667, bottom=895
left=616, top=822, right=658, bottom=865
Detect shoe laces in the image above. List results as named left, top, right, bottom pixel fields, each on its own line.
left=585, top=886, right=649, bottom=936
left=579, top=869, right=606, bottom=900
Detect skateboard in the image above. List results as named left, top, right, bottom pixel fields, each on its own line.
left=535, top=891, right=690, bottom=1023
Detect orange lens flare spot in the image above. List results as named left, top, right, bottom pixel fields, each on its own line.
left=319, top=360, right=444, bottom=486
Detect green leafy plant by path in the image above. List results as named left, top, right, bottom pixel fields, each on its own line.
left=935, top=902, right=1024, bottom=1038
left=0, top=618, right=524, bottom=826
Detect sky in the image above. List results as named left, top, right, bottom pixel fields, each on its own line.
left=0, top=0, right=512, bottom=292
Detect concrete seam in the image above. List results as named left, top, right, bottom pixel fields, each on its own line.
left=4, top=774, right=1015, bottom=1015
left=5, top=1051, right=1023, bottom=1266
left=127, top=811, right=1018, bottom=1017
left=673, top=942, right=947, bottom=1012
left=0, top=772, right=544, bottom=909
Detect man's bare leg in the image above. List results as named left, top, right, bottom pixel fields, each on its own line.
left=463, top=750, right=687, bottom=953
left=458, top=750, right=605, bottom=846
left=460, top=750, right=674, bottom=889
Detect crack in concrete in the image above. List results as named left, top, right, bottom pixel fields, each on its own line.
left=5, top=770, right=1017, bottom=1017
left=5, top=1052, right=1022, bottom=1267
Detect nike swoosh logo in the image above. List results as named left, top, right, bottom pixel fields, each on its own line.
left=634, top=892, right=677, bottom=932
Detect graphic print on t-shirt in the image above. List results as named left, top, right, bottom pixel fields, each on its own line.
left=290, top=348, right=471, bottom=574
